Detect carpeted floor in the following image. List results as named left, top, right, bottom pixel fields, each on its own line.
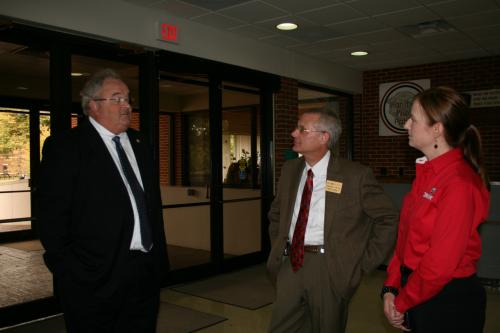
left=170, top=264, right=275, bottom=310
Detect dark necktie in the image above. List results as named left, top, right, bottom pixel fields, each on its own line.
left=290, top=169, right=314, bottom=272
left=112, top=136, right=153, bottom=251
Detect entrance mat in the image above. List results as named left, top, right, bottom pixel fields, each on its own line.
left=171, top=264, right=275, bottom=310
left=0, top=303, right=226, bottom=333
left=157, top=302, right=226, bottom=332
left=0, top=314, right=65, bottom=333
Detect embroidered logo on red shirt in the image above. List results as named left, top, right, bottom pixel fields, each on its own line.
left=422, top=187, right=437, bottom=200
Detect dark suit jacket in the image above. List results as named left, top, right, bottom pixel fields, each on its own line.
left=267, top=153, right=398, bottom=299
left=37, top=120, right=168, bottom=296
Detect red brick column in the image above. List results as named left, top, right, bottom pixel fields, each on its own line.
left=273, top=77, right=298, bottom=186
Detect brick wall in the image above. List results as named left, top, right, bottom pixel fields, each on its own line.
left=273, top=77, right=298, bottom=181
left=159, top=114, right=170, bottom=185
left=273, top=55, right=500, bottom=184
left=359, top=55, right=500, bottom=181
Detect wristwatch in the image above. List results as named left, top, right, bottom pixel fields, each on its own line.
left=380, top=286, right=399, bottom=299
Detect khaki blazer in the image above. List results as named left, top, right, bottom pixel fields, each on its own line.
left=267, top=153, right=398, bottom=299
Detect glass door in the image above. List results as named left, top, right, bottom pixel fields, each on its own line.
left=158, top=72, right=212, bottom=271
left=0, top=41, right=50, bottom=239
left=221, top=82, right=262, bottom=260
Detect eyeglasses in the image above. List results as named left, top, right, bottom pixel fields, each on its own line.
left=295, top=125, right=326, bottom=134
left=92, top=96, right=133, bottom=105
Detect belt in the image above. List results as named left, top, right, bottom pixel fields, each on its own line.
left=284, top=243, right=325, bottom=255
left=304, top=245, right=325, bottom=253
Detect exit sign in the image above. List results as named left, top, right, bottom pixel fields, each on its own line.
left=159, top=23, right=178, bottom=43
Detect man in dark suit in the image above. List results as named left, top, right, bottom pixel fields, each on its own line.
left=37, top=69, right=168, bottom=332
left=267, top=108, right=398, bottom=332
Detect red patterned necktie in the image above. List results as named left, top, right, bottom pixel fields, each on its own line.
left=290, top=169, right=314, bottom=272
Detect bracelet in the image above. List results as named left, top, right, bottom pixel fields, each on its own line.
left=380, top=286, right=398, bottom=299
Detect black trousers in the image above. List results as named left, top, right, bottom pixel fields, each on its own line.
left=56, top=251, right=160, bottom=333
left=402, top=267, right=486, bottom=333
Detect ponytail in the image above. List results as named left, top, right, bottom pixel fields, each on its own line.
left=462, top=125, right=490, bottom=191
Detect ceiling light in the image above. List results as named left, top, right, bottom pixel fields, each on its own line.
left=16, top=86, right=28, bottom=90
left=351, top=51, right=368, bottom=56
left=71, top=72, right=84, bottom=77
left=276, top=22, right=298, bottom=31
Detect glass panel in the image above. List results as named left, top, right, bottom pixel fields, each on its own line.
left=0, top=109, right=31, bottom=227
left=222, top=81, right=261, bottom=256
left=159, top=72, right=211, bottom=270
left=0, top=41, right=49, bottom=233
left=71, top=55, right=140, bottom=130
left=40, top=112, right=50, bottom=158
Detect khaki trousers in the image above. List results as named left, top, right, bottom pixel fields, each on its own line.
left=269, top=252, right=348, bottom=333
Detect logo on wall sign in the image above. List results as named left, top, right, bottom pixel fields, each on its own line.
left=379, top=80, right=430, bottom=136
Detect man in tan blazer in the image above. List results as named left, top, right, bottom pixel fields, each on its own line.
left=267, top=108, right=398, bottom=333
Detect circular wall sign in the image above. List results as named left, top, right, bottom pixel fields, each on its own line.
left=380, top=82, right=425, bottom=135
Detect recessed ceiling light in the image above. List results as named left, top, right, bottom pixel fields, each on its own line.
left=71, top=72, right=84, bottom=77
left=351, top=51, right=368, bottom=56
left=16, top=86, right=28, bottom=90
left=276, top=22, right=298, bottom=31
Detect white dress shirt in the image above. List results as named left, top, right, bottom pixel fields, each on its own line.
left=89, top=117, right=147, bottom=251
left=289, top=150, right=330, bottom=245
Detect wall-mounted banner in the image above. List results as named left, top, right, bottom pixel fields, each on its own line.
left=379, top=79, right=430, bottom=136
left=465, top=89, right=500, bottom=108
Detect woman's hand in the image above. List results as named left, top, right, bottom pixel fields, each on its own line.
left=383, top=293, right=411, bottom=331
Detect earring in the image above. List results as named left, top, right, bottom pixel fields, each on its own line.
left=434, top=140, right=438, bottom=149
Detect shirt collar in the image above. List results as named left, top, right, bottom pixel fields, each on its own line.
left=305, top=150, right=330, bottom=177
left=416, top=147, right=463, bottom=174
left=89, top=116, right=127, bottom=139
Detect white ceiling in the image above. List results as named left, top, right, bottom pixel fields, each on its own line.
left=124, top=0, right=500, bottom=70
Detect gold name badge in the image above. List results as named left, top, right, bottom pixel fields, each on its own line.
left=326, top=180, right=343, bottom=194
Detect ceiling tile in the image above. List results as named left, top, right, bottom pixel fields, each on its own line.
left=448, top=10, right=500, bottom=30
left=288, top=36, right=360, bottom=55
left=256, top=17, right=342, bottom=42
left=262, top=0, right=341, bottom=14
left=326, top=17, right=388, bottom=35
left=191, top=13, right=245, bottom=29
left=298, top=3, right=365, bottom=25
left=282, top=25, right=341, bottom=43
left=180, top=0, right=251, bottom=11
left=440, top=48, right=490, bottom=58
left=368, top=38, right=429, bottom=52
left=259, top=34, right=302, bottom=47
left=463, top=24, right=500, bottom=39
left=123, top=0, right=163, bottom=5
left=375, top=6, right=440, bottom=27
left=152, top=0, right=209, bottom=18
left=218, top=1, right=288, bottom=23
left=347, top=0, right=421, bottom=16
left=352, top=29, right=408, bottom=44
left=427, top=0, right=500, bottom=18
left=229, top=24, right=275, bottom=39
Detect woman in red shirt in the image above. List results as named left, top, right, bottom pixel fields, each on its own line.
left=382, top=86, right=490, bottom=332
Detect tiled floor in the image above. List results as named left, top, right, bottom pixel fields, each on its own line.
left=1, top=240, right=500, bottom=333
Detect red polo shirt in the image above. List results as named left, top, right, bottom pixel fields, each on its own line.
left=385, top=148, right=490, bottom=313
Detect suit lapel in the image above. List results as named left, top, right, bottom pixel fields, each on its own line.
left=284, top=159, right=306, bottom=237
left=83, top=121, right=130, bottom=197
left=324, top=154, right=343, bottom=240
left=127, top=130, right=150, bottom=193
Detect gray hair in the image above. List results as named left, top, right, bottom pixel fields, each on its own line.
left=80, top=68, right=123, bottom=115
left=303, top=107, right=342, bottom=150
